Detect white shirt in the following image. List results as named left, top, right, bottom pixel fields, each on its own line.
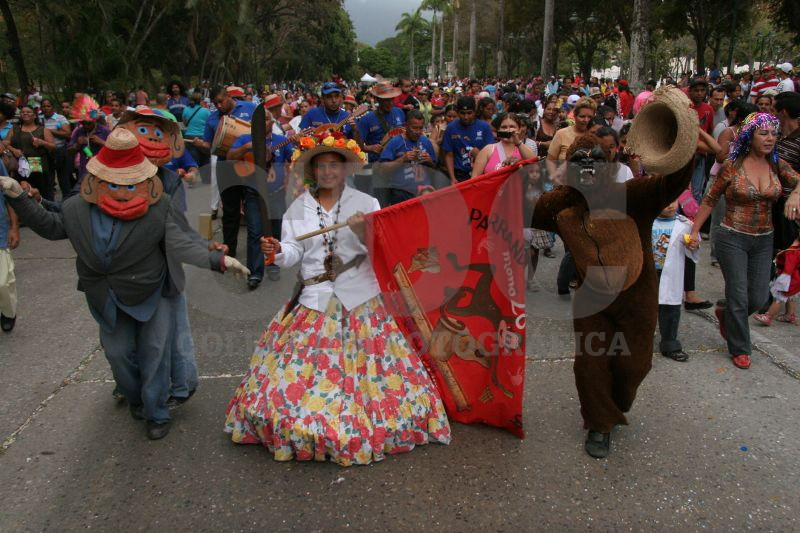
left=777, top=78, right=796, bottom=93
left=614, top=163, right=634, bottom=183
left=654, top=215, right=699, bottom=305
left=275, top=186, right=381, bottom=312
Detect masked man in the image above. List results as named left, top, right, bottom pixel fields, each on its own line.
left=116, top=106, right=221, bottom=408
left=1, top=129, right=249, bottom=440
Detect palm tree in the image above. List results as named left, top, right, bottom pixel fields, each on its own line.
left=422, top=0, right=449, bottom=79
left=540, top=0, right=555, bottom=78
left=496, top=0, right=505, bottom=77
left=396, top=10, right=424, bottom=78
left=451, top=0, right=460, bottom=78
left=468, top=0, right=477, bottom=78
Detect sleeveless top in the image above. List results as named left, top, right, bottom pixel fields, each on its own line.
left=485, top=142, right=521, bottom=174
left=11, top=125, right=49, bottom=172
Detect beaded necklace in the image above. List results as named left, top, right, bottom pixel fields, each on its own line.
left=315, top=187, right=344, bottom=280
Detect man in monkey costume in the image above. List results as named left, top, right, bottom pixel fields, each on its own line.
left=531, top=133, right=693, bottom=458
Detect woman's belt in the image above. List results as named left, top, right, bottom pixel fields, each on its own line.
left=303, top=255, right=365, bottom=285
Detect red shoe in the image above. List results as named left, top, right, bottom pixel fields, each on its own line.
left=714, top=306, right=727, bottom=340
left=753, top=313, right=773, bottom=326
left=776, top=313, right=797, bottom=325
left=732, top=354, right=751, bottom=369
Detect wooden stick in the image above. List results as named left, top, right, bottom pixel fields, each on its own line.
left=295, top=221, right=348, bottom=241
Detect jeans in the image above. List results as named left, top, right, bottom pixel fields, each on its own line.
left=705, top=175, right=726, bottom=258
left=53, top=145, right=73, bottom=198
left=690, top=155, right=706, bottom=203
left=169, top=293, right=198, bottom=399
left=99, top=296, right=173, bottom=423
left=557, top=249, right=576, bottom=295
left=714, top=227, right=773, bottom=355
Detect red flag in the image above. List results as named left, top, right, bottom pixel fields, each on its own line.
left=365, top=160, right=533, bottom=438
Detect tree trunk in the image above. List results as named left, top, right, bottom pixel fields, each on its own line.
left=439, top=13, right=445, bottom=79
left=452, top=10, right=459, bottom=77
left=496, top=0, right=504, bottom=78
left=711, top=33, right=722, bottom=69
left=468, top=0, right=476, bottom=78
left=430, top=9, right=437, bottom=79
left=410, top=32, right=415, bottom=78
left=0, top=0, right=29, bottom=90
left=628, top=0, right=649, bottom=93
left=540, top=0, right=554, bottom=78
left=694, top=34, right=707, bottom=75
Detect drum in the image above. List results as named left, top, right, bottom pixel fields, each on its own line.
left=211, top=115, right=251, bottom=157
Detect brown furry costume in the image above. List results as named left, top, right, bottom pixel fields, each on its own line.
left=531, top=135, right=693, bottom=433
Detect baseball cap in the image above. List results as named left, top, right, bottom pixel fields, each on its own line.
left=567, top=94, right=580, bottom=106
left=778, top=62, right=794, bottom=74
left=321, top=81, right=342, bottom=95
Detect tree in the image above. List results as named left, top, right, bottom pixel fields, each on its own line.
left=540, top=0, right=555, bottom=78
left=422, top=0, right=449, bottom=79
left=767, top=0, right=800, bottom=45
left=451, top=0, right=460, bottom=77
left=468, top=0, right=477, bottom=78
left=0, top=0, right=28, bottom=89
left=396, top=10, right=425, bottom=78
left=628, top=0, right=650, bottom=91
left=496, top=0, right=505, bottom=77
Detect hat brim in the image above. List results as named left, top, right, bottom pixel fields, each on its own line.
left=370, top=87, right=402, bottom=99
left=86, top=156, right=158, bottom=186
left=295, top=146, right=365, bottom=184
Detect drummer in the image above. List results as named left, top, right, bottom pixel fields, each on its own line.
left=299, top=81, right=361, bottom=144
left=192, top=85, right=257, bottom=261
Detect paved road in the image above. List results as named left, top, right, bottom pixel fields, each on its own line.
left=1, top=182, right=799, bottom=531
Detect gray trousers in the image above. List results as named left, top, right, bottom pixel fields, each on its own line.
left=169, top=293, right=198, bottom=399
left=714, top=227, right=773, bottom=355
left=100, top=296, right=174, bottom=423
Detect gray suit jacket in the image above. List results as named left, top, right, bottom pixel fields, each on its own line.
left=9, top=194, right=224, bottom=315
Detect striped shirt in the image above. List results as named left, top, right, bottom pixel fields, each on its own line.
left=750, top=77, right=779, bottom=99
left=704, top=159, right=800, bottom=235
left=39, top=112, right=68, bottom=147
left=777, top=129, right=800, bottom=176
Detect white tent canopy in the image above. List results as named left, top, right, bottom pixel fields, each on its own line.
left=360, top=73, right=378, bottom=83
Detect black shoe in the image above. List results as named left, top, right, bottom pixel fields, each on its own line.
left=684, top=300, right=713, bottom=310
left=543, top=249, right=555, bottom=258
left=112, top=386, right=126, bottom=403
left=267, top=269, right=280, bottom=281
left=662, top=350, right=689, bottom=362
left=585, top=430, right=611, bottom=458
left=146, top=420, right=171, bottom=440
left=129, top=404, right=144, bottom=420
left=167, top=388, right=196, bottom=410
left=1, top=314, right=16, bottom=332
left=247, top=278, right=261, bottom=290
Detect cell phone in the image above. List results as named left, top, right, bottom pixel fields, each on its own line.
left=496, top=130, right=513, bottom=139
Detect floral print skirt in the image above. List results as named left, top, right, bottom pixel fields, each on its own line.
left=224, top=295, right=451, bottom=466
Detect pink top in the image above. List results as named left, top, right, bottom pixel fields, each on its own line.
left=486, top=143, right=521, bottom=174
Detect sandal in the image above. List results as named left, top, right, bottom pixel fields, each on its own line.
left=753, top=313, right=773, bottom=326
left=732, top=354, right=751, bottom=369
left=775, top=313, right=797, bottom=325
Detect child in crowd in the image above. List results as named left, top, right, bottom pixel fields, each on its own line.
left=753, top=232, right=800, bottom=326
left=0, top=188, right=19, bottom=332
left=652, top=200, right=698, bottom=361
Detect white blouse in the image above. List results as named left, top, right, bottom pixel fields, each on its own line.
left=275, top=186, right=382, bottom=312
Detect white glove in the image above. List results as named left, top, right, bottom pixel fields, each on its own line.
left=223, top=256, right=251, bottom=278
left=0, top=176, right=23, bottom=198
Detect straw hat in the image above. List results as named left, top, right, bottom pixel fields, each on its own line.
left=262, top=93, right=283, bottom=109
left=294, top=142, right=365, bottom=184
left=370, top=81, right=401, bottom=99
left=86, top=128, right=159, bottom=185
left=624, top=86, right=698, bottom=175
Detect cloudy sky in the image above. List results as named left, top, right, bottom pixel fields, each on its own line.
left=344, top=0, right=430, bottom=46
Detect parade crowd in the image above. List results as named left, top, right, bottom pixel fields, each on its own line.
left=1, top=63, right=799, bottom=460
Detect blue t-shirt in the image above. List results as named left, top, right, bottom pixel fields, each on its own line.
left=441, top=119, right=495, bottom=173
left=203, top=100, right=257, bottom=160
left=182, top=104, right=210, bottom=138
left=164, top=150, right=198, bottom=174
left=167, top=96, right=191, bottom=121
left=299, top=106, right=353, bottom=137
left=358, top=108, right=406, bottom=162
left=379, top=135, right=437, bottom=189
left=231, top=133, right=295, bottom=192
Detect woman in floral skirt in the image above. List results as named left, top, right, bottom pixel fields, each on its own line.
left=224, top=134, right=451, bottom=465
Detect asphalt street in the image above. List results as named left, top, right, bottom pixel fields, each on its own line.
left=1, top=181, right=799, bottom=531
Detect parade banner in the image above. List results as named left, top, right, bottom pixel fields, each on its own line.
left=366, top=160, right=533, bottom=438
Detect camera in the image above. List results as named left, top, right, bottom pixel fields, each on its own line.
left=496, top=130, right=514, bottom=139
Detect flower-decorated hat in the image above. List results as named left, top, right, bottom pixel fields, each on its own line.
left=292, top=131, right=366, bottom=185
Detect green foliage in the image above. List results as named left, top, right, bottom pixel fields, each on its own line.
left=0, top=0, right=357, bottom=96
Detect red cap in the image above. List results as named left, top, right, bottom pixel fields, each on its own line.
left=262, top=94, right=283, bottom=109
left=226, top=86, right=245, bottom=98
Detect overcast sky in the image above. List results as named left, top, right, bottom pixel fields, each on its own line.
left=344, top=0, right=430, bottom=46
